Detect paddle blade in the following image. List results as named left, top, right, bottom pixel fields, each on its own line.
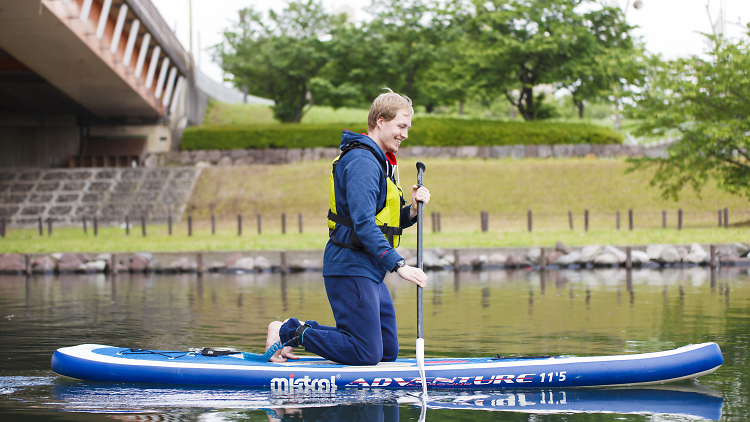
left=416, top=337, right=427, bottom=399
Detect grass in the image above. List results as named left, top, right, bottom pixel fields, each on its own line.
left=2, top=158, right=748, bottom=254
left=0, top=226, right=744, bottom=254
left=187, top=158, right=750, bottom=221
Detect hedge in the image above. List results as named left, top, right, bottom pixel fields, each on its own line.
left=181, top=119, right=622, bottom=150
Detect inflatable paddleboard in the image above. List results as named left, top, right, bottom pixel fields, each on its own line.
left=51, top=342, right=722, bottom=390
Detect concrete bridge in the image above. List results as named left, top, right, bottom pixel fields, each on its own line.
left=0, top=0, right=223, bottom=168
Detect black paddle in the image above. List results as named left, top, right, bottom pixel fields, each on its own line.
left=415, top=161, right=427, bottom=399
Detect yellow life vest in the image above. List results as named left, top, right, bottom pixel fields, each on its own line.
left=327, top=142, right=405, bottom=249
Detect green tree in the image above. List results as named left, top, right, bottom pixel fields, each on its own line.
left=215, top=0, right=331, bottom=122
left=466, top=0, right=636, bottom=120
left=628, top=28, right=750, bottom=201
left=556, top=5, right=641, bottom=118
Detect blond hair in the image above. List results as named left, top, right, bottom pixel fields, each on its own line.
left=368, top=88, right=414, bottom=131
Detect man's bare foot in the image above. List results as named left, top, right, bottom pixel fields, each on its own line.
left=266, top=319, right=299, bottom=363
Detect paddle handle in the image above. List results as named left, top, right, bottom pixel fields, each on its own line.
left=416, top=161, right=426, bottom=340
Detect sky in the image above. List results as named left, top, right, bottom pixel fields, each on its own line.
left=150, top=0, right=750, bottom=87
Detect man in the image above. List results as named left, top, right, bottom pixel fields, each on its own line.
left=265, top=88, right=430, bottom=365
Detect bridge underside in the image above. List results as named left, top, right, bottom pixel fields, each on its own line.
left=0, top=0, right=201, bottom=168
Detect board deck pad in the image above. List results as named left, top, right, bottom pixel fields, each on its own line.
left=52, top=342, right=723, bottom=390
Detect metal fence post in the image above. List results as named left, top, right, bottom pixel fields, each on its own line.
left=678, top=209, right=682, bottom=230
left=282, top=213, right=286, bottom=234
left=724, top=208, right=729, bottom=228
left=238, top=214, right=242, bottom=236
left=298, top=213, right=303, bottom=233
left=188, top=215, right=192, bottom=236
left=257, top=214, right=262, bottom=234
left=141, top=214, right=146, bottom=237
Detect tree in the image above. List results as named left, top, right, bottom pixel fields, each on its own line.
left=627, top=28, right=750, bottom=201
left=214, top=0, right=331, bottom=122
left=556, top=5, right=641, bottom=118
left=312, top=0, right=460, bottom=111
left=466, top=0, right=637, bottom=120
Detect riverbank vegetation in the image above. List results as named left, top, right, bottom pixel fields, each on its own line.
left=1, top=158, right=747, bottom=253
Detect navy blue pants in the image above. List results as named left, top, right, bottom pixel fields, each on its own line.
left=280, top=276, right=398, bottom=365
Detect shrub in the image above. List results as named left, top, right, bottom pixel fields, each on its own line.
left=182, top=119, right=622, bottom=150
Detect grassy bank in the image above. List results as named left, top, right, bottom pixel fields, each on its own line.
left=1, top=158, right=748, bottom=253
left=0, top=226, right=743, bottom=254
left=187, top=158, right=750, bottom=223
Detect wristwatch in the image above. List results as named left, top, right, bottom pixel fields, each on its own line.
left=393, top=259, right=406, bottom=272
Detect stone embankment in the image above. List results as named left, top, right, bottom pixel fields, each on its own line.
left=1, top=242, right=747, bottom=275
left=149, top=142, right=672, bottom=167
left=0, top=168, right=200, bottom=227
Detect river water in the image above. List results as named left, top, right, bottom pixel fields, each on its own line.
left=0, top=266, right=748, bottom=421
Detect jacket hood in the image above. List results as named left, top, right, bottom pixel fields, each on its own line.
left=340, top=130, right=388, bottom=166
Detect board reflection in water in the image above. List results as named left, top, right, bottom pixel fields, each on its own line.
left=45, top=382, right=722, bottom=421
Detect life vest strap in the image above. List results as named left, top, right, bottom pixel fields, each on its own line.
left=327, top=210, right=402, bottom=248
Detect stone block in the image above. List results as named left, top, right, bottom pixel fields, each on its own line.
left=167, top=151, right=181, bottom=163
left=525, top=145, right=538, bottom=158
left=18, top=171, right=41, bottom=181
left=11, top=183, right=34, bottom=193
left=233, top=157, right=249, bottom=166
left=410, top=146, right=426, bottom=157
left=574, top=144, right=592, bottom=156
left=602, top=144, right=620, bottom=157
left=49, top=206, right=72, bottom=215
left=143, top=154, right=159, bottom=168
left=0, top=207, right=19, bottom=217
left=89, top=182, right=111, bottom=191
left=645, top=146, right=669, bottom=158
left=193, top=150, right=208, bottom=162
left=21, top=206, right=44, bottom=215
left=491, top=145, right=510, bottom=158
left=30, top=194, right=53, bottom=203
left=207, top=150, right=222, bottom=163
left=552, top=144, right=573, bottom=157
left=439, top=147, right=456, bottom=158
left=2, top=195, right=26, bottom=204
left=122, top=169, right=143, bottom=180
left=230, top=149, right=249, bottom=159
left=456, top=146, right=479, bottom=158
left=398, top=147, right=411, bottom=157
left=511, top=145, right=526, bottom=159
left=591, top=144, right=604, bottom=156
left=321, top=148, right=339, bottom=161
left=217, top=156, right=233, bottom=167
left=537, top=144, right=552, bottom=158
left=287, top=148, right=302, bottom=163
left=0, top=253, right=25, bottom=272
left=179, top=150, right=192, bottom=164
left=301, top=148, right=315, bottom=162
left=477, top=146, right=491, bottom=159
left=0, top=172, right=16, bottom=182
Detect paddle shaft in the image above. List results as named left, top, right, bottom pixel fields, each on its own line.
left=416, top=162, right=426, bottom=340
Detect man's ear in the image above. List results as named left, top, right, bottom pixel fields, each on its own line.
left=376, top=116, right=385, bottom=129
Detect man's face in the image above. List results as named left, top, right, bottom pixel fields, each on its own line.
left=377, top=110, right=412, bottom=154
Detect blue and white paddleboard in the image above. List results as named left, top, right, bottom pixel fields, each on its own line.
left=51, top=342, right=723, bottom=390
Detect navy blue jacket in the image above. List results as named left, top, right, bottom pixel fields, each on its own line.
left=323, top=130, right=416, bottom=283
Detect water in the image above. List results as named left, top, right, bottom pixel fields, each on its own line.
left=0, top=267, right=748, bottom=421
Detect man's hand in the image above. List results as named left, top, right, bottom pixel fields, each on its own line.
left=410, top=185, right=431, bottom=220
left=396, top=265, right=427, bottom=288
